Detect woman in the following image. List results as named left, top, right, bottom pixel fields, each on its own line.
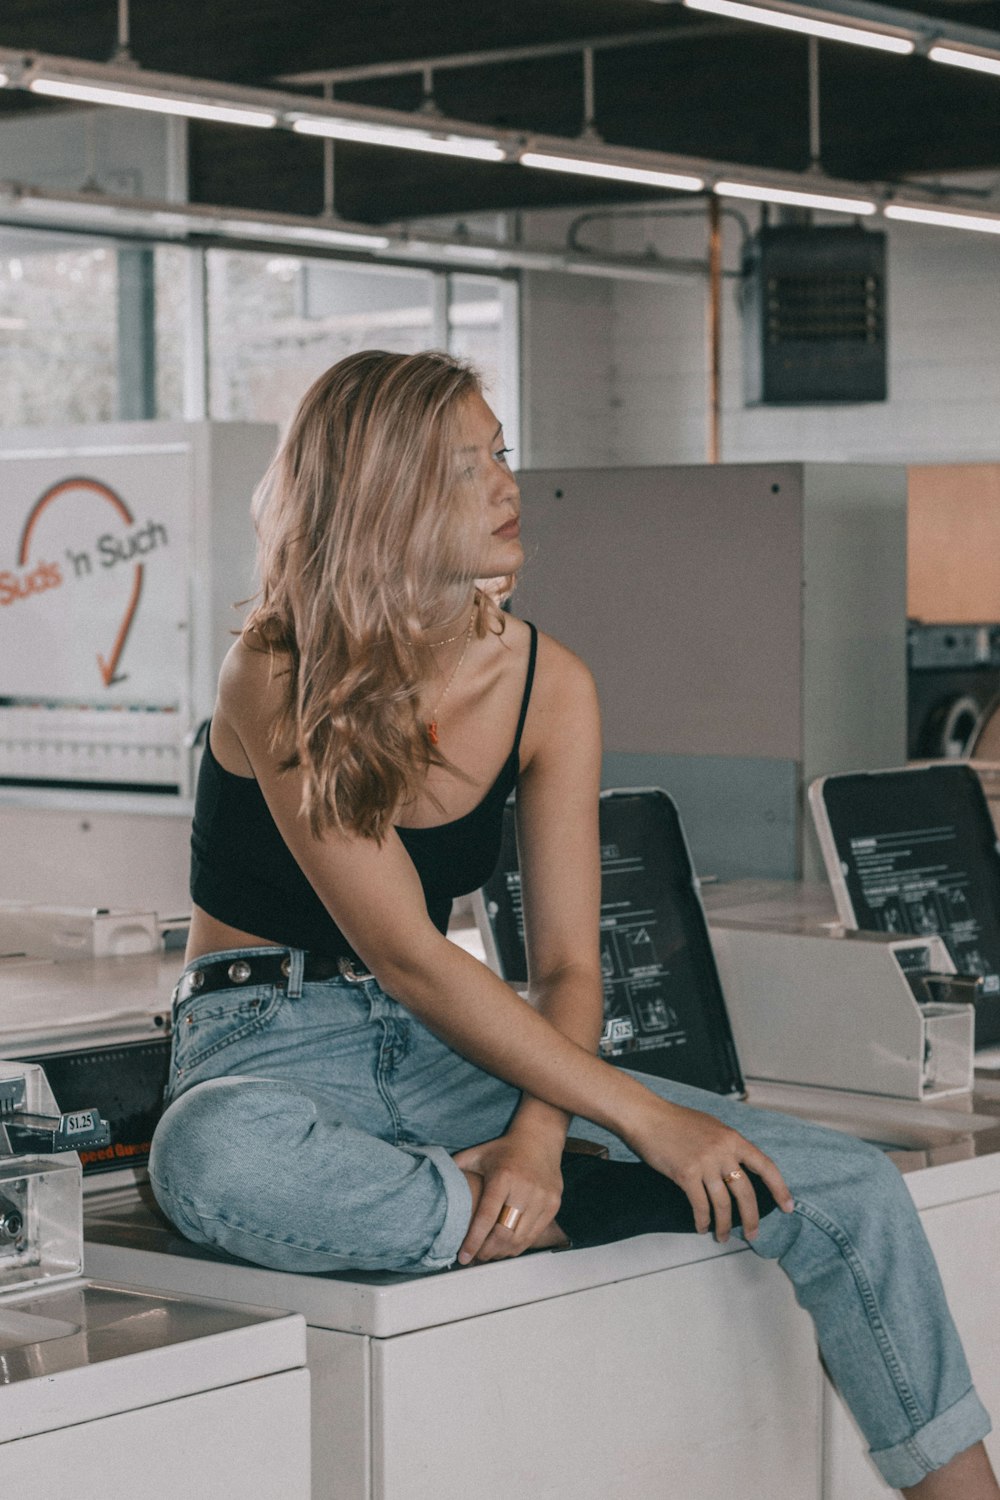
left=150, top=349, right=996, bottom=1498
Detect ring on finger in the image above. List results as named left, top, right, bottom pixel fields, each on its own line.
left=723, top=1169, right=744, bottom=1184
left=498, top=1202, right=523, bottom=1231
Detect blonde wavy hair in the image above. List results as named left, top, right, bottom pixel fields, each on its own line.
left=244, top=349, right=511, bottom=841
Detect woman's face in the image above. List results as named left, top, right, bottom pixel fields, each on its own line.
left=456, top=390, right=523, bottom=581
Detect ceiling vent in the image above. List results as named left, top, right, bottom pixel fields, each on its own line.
left=742, top=224, right=887, bottom=405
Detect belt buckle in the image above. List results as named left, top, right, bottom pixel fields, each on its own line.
left=337, top=956, right=374, bottom=984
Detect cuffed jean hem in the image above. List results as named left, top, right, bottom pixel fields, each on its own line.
left=406, top=1142, right=474, bottom=1270
left=870, top=1388, right=993, bottom=1488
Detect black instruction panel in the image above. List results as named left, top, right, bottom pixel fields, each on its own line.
left=20, top=1038, right=171, bottom=1175
left=479, top=789, right=744, bottom=1095
left=815, top=764, right=1000, bottom=1047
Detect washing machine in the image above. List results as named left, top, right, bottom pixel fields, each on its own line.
left=2, top=931, right=824, bottom=1500
left=907, top=621, right=1000, bottom=759
left=13, top=882, right=1000, bottom=1500
left=0, top=1056, right=310, bottom=1500
left=82, top=962, right=1000, bottom=1500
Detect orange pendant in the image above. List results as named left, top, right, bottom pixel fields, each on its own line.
left=427, top=721, right=439, bottom=746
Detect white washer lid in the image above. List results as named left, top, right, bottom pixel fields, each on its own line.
left=0, top=1279, right=305, bottom=1442
left=83, top=1195, right=744, bottom=1339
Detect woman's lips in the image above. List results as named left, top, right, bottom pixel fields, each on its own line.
left=493, top=517, right=521, bottom=539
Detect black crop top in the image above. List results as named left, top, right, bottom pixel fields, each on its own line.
left=190, top=622, right=537, bottom=959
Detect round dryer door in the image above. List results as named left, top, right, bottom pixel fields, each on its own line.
left=915, top=694, right=982, bottom=759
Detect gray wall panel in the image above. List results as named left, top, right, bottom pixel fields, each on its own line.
left=801, top=462, right=908, bottom=785
left=517, top=465, right=804, bottom=760
left=601, top=751, right=799, bottom=881
left=515, top=461, right=906, bottom=881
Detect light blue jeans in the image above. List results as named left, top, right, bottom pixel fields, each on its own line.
left=149, top=946, right=991, bottom=1489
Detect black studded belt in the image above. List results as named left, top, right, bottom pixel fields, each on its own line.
left=172, top=951, right=375, bottom=1007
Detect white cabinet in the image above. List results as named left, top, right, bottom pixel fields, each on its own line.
left=85, top=1212, right=822, bottom=1500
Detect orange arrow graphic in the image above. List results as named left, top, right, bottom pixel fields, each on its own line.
left=97, top=564, right=144, bottom=687
left=19, top=476, right=142, bottom=690
left=19, top=476, right=133, bottom=563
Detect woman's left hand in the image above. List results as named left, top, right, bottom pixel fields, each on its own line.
left=453, top=1129, right=565, bottom=1264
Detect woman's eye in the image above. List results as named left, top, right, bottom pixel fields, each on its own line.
left=495, top=447, right=513, bottom=465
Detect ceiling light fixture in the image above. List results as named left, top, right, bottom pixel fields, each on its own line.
left=222, top=218, right=391, bottom=250
left=520, top=151, right=705, bottom=192
left=683, top=0, right=916, bottom=53
left=288, top=115, right=507, bottom=161
left=884, top=203, right=1000, bottom=234
left=396, top=239, right=505, bottom=263
left=714, top=179, right=877, bottom=213
left=28, top=75, right=278, bottom=127
left=928, top=44, right=1000, bottom=77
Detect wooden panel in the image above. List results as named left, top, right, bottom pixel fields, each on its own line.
left=908, top=465, right=1000, bottom=624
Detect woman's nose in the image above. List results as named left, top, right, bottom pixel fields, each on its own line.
left=493, top=470, right=519, bottom=504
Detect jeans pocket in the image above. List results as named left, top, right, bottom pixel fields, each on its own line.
left=170, top=983, right=285, bottom=1082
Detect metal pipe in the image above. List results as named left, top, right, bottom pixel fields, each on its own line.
left=323, top=81, right=335, bottom=217
left=707, top=194, right=723, bottom=464
left=278, top=22, right=741, bottom=86
left=0, top=182, right=720, bottom=284
left=116, top=0, right=131, bottom=59
left=582, top=48, right=596, bottom=133
left=809, top=37, right=822, bottom=169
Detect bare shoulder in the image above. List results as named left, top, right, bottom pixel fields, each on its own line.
left=518, top=623, right=600, bottom=766
left=532, top=627, right=598, bottom=708
left=217, top=634, right=293, bottom=739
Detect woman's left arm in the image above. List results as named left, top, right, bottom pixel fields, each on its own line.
left=455, top=636, right=605, bottom=1260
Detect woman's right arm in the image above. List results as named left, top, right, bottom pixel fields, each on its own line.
left=222, top=643, right=793, bottom=1239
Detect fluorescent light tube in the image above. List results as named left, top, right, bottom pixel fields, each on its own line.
left=928, top=45, right=1000, bottom=77
left=683, top=0, right=915, bottom=53
left=520, top=151, right=704, bottom=191
left=401, top=240, right=504, bottom=263
left=222, top=219, right=391, bottom=250
left=885, top=204, right=1000, bottom=234
left=289, top=116, right=506, bottom=161
left=442, top=244, right=503, bottom=262
left=29, top=76, right=277, bottom=127
left=714, top=180, right=877, bottom=213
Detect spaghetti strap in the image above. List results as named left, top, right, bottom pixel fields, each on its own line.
left=512, top=622, right=538, bottom=759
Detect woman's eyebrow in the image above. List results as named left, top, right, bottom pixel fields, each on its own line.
left=457, top=422, right=504, bottom=454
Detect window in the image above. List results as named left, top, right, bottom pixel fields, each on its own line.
left=0, top=231, right=520, bottom=451
left=0, top=231, right=187, bottom=427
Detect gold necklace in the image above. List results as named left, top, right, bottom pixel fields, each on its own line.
left=406, top=598, right=478, bottom=650
left=426, top=612, right=475, bottom=746
left=426, top=623, right=470, bottom=648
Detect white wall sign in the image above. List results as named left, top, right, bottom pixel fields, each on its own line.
left=1, top=450, right=190, bottom=705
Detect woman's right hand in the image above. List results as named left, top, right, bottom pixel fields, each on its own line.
left=626, top=1096, right=796, bottom=1243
